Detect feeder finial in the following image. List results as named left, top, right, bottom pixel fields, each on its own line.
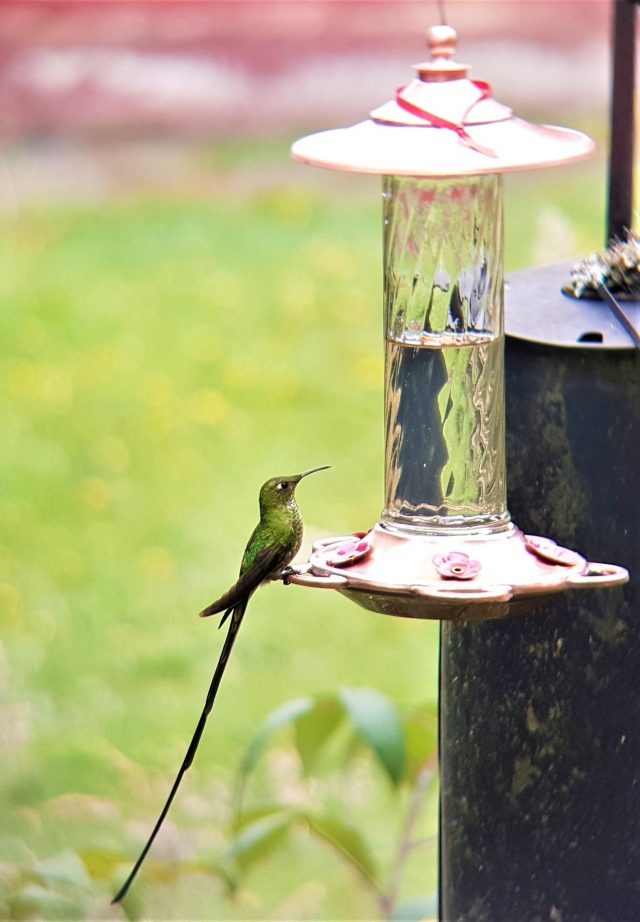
left=416, top=24, right=469, bottom=81
left=427, top=24, right=458, bottom=60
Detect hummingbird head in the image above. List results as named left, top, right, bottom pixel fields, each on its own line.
left=259, top=466, right=330, bottom=511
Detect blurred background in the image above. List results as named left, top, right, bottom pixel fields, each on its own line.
left=0, top=1, right=620, bottom=919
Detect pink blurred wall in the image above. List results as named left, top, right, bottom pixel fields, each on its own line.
left=0, top=1, right=611, bottom=140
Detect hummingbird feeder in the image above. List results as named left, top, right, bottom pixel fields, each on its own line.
left=288, top=24, right=628, bottom=622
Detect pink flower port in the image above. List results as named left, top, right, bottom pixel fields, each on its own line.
left=326, top=536, right=372, bottom=568
left=433, top=550, right=482, bottom=580
left=524, top=535, right=582, bottom=568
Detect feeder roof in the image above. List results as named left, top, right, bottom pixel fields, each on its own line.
left=291, top=25, right=594, bottom=177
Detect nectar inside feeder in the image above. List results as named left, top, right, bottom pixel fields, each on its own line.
left=288, top=24, right=629, bottom=622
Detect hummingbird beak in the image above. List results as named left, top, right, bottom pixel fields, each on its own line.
left=296, top=465, right=331, bottom=481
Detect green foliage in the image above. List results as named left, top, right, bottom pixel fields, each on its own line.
left=228, top=689, right=438, bottom=918
left=294, top=696, right=344, bottom=773
left=237, top=688, right=407, bottom=791
left=339, top=688, right=406, bottom=786
left=391, top=895, right=439, bottom=921
left=304, top=813, right=378, bottom=885
left=226, top=812, right=297, bottom=873
left=226, top=808, right=379, bottom=892
left=239, top=698, right=315, bottom=776
left=3, top=851, right=93, bottom=922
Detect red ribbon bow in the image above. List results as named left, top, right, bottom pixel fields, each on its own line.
left=395, top=80, right=497, bottom=158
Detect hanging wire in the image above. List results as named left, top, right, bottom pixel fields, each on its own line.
left=597, top=282, right=640, bottom=349
left=437, top=0, right=448, bottom=25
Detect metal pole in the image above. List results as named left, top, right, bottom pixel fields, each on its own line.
left=607, top=0, right=637, bottom=241
left=439, top=340, right=639, bottom=922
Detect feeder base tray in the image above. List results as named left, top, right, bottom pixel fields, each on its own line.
left=287, top=523, right=628, bottom=623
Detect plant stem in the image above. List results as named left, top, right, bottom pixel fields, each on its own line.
left=381, top=754, right=438, bottom=919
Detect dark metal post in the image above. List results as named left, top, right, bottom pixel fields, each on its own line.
left=607, top=0, right=637, bottom=241
left=439, top=342, right=639, bottom=922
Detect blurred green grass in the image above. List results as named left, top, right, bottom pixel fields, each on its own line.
left=0, top=138, right=606, bottom=919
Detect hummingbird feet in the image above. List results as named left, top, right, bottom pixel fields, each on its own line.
left=280, top=564, right=309, bottom=585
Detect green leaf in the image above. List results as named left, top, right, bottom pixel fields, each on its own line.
left=232, top=803, right=293, bottom=834
left=78, top=848, right=124, bottom=882
left=225, top=811, right=296, bottom=872
left=181, top=858, right=237, bottom=895
left=238, top=697, right=314, bottom=776
left=10, top=883, right=86, bottom=920
left=391, top=894, right=438, bottom=920
left=34, top=850, right=91, bottom=889
left=340, top=687, right=406, bottom=785
left=294, top=696, right=345, bottom=773
left=304, top=812, right=378, bottom=885
left=403, top=711, right=438, bottom=786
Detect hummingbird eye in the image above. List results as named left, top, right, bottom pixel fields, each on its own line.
left=278, top=481, right=290, bottom=490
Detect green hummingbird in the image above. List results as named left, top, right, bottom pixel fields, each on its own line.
left=112, top=466, right=329, bottom=905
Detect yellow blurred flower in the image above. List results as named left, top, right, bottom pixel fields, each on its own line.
left=187, top=389, right=229, bottom=427
left=0, top=583, right=23, bottom=630
left=5, top=360, right=73, bottom=409
left=137, top=546, right=175, bottom=580
left=78, top=477, right=112, bottom=513
left=353, top=355, right=383, bottom=388
left=93, top=436, right=130, bottom=475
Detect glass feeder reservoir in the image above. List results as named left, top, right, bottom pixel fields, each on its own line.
left=288, top=25, right=628, bottom=621
left=381, top=172, right=506, bottom=536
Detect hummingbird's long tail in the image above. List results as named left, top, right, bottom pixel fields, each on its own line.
left=111, top=597, right=250, bottom=904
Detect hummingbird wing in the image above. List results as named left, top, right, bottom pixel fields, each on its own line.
left=198, top=543, right=285, bottom=619
left=112, top=598, right=248, bottom=905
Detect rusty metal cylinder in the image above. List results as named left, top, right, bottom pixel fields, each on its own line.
left=439, top=314, right=639, bottom=921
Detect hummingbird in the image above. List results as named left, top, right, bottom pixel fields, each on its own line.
left=112, top=466, right=329, bottom=904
